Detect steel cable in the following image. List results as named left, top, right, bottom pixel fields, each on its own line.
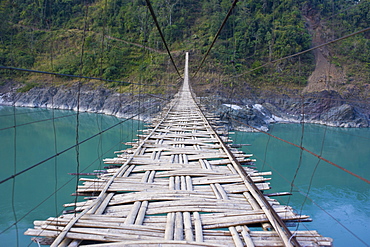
left=193, top=0, right=239, bottom=78
left=144, top=0, right=182, bottom=79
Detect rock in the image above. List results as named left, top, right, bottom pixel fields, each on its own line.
left=322, top=104, right=354, bottom=121
left=0, top=82, right=164, bottom=121
left=319, top=104, right=369, bottom=127
left=215, top=103, right=271, bottom=131
left=1, top=81, right=369, bottom=131
left=202, top=92, right=370, bottom=131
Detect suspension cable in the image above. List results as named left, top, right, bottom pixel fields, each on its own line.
left=144, top=0, right=182, bottom=79
left=11, top=104, right=19, bottom=246
left=74, top=0, right=90, bottom=216
left=193, top=0, right=239, bottom=78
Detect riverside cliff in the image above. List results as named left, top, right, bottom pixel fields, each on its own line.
left=203, top=90, right=369, bottom=132
left=0, top=81, right=165, bottom=121
left=1, top=81, right=369, bottom=131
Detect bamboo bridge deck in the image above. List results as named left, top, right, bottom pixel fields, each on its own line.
left=25, top=53, right=333, bottom=246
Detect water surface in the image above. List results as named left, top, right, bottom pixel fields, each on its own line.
left=231, top=123, right=370, bottom=246
left=0, top=106, right=369, bottom=246
left=0, top=106, right=143, bottom=246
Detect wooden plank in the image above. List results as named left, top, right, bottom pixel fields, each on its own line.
left=78, top=240, right=227, bottom=247
left=94, top=193, right=115, bottom=215
left=124, top=201, right=141, bottom=224
left=135, top=200, right=148, bottom=225
left=183, top=212, right=194, bottom=241
left=165, top=213, right=175, bottom=240
left=239, top=225, right=255, bottom=247
left=186, top=175, right=193, bottom=191
left=174, top=212, right=184, bottom=240
left=193, top=212, right=204, bottom=243
left=229, top=226, right=244, bottom=247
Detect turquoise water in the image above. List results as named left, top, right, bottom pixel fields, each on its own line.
left=231, top=124, right=370, bottom=247
left=0, top=106, right=143, bottom=246
left=0, top=106, right=369, bottom=246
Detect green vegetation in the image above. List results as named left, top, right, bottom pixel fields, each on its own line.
left=17, top=82, right=39, bottom=92
left=0, top=0, right=369, bottom=97
left=327, top=1, right=370, bottom=86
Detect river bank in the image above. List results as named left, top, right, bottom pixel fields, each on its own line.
left=1, top=81, right=369, bottom=131
left=201, top=90, right=369, bottom=131
left=0, top=81, right=166, bottom=121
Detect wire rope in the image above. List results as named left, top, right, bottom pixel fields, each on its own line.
left=287, top=98, right=306, bottom=205
left=51, top=94, right=59, bottom=224
left=294, top=87, right=332, bottom=231
left=119, top=86, right=124, bottom=151
left=297, top=189, right=369, bottom=247
left=295, top=124, right=328, bottom=232
left=130, top=84, right=135, bottom=150
left=8, top=9, right=19, bottom=244
left=92, top=17, right=106, bottom=192
left=93, top=113, right=103, bottom=196
left=193, top=0, right=239, bottom=78
left=73, top=0, right=89, bottom=215
left=99, top=0, right=108, bottom=80
left=144, top=0, right=182, bottom=79
left=11, top=104, right=19, bottom=247
left=137, top=78, right=142, bottom=145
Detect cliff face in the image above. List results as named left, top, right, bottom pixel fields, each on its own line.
left=0, top=82, right=368, bottom=131
left=201, top=90, right=369, bottom=131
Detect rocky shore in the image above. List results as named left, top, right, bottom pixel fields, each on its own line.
left=1, top=81, right=369, bottom=131
left=201, top=90, right=370, bottom=131
left=0, top=82, right=166, bottom=121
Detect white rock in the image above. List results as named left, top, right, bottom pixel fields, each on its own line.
left=223, top=104, right=242, bottom=110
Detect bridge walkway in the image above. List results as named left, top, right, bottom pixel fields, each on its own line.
left=25, top=53, right=332, bottom=246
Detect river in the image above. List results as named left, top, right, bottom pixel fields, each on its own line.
left=0, top=106, right=369, bottom=246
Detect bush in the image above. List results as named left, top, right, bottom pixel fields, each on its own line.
left=17, top=82, right=39, bottom=93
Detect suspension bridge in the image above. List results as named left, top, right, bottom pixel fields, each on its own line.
left=1, top=0, right=369, bottom=245
left=23, top=53, right=333, bottom=246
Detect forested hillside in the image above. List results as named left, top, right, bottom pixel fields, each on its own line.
left=0, top=0, right=369, bottom=97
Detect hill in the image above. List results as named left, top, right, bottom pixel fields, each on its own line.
left=0, top=0, right=369, bottom=99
